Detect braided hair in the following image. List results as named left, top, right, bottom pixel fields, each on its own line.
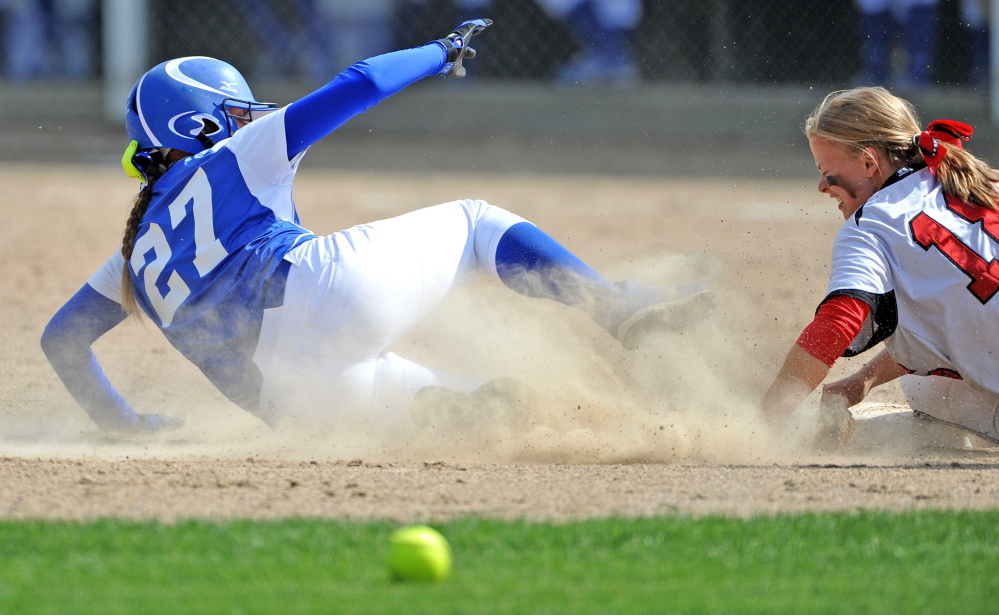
left=119, top=151, right=171, bottom=319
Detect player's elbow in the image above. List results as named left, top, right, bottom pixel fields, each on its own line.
left=40, top=314, right=76, bottom=366
left=342, top=63, right=395, bottom=103
left=40, top=319, right=63, bottom=362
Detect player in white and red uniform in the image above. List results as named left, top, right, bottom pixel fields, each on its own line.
left=41, top=20, right=709, bottom=434
left=762, top=86, right=999, bottom=444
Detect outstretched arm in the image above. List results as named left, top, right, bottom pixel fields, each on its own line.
left=761, top=294, right=872, bottom=430
left=284, top=44, right=446, bottom=158
left=761, top=344, right=831, bottom=429
left=41, top=284, right=181, bottom=432
left=284, top=20, right=491, bottom=158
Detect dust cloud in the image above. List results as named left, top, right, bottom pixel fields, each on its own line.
left=0, top=251, right=822, bottom=465
left=373, top=251, right=786, bottom=465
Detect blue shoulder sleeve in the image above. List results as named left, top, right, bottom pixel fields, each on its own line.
left=285, top=43, right=448, bottom=159
left=40, top=283, right=140, bottom=430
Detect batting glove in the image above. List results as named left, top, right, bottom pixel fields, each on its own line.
left=434, top=18, right=492, bottom=78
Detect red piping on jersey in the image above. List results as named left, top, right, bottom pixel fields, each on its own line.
left=899, top=365, right=963, bottom=380
left=795, top=295, right=871, bottom=367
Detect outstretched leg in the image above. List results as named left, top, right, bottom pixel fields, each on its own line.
left=494, top=220, right=614, bottom=304
left=255, top=199, right=707, bottom=422
left=493, top=220, right=710, bottom=347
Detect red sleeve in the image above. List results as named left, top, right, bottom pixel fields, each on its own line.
left=795, top=295, right=872, bottom=367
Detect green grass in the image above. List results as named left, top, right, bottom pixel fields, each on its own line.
left=0, top=512, right=996, bottom=614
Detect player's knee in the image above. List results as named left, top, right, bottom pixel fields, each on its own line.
left=900, top=374, right=935, bottom=412
left=460, top=200, right=528, bottom=271
left=461, top=199, right=526, bottom=233
left=459, top=198, right=498, bottom=219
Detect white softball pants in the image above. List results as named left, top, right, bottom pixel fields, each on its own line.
left=900, top=374, right=999, bottom=444
left=252, top=199, right=526, bottom=427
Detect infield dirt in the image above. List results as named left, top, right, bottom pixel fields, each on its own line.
left=3, top=164, right=998, bottom=521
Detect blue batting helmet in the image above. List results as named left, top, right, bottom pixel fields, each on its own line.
left=124, top=56, right=275, bottom=154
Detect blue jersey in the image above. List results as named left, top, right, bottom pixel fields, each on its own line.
left=43, top=43, right=449, bottom=427
left=128, top=107, right=314, bottom=403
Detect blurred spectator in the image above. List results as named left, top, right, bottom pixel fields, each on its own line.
left=393, top=0, right=640, bottom=84
left=536, top=0, right=641, bottom=85
left=393, top=0, right=490, bottom=55
left=857, top=0, right=989, bottom=90
left=856, top=0, right=937, bottom=90
left=395, top=0, right=490, bottom=25
left=234, top=0, right=393, bottom=83
left=1, top=0, right=96, bottom=80
left=313, top=0, right=393, bottom=73
left=960, top=0, right=988, bottom=87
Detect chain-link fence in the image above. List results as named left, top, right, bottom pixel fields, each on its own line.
left=0, top=0, right=988, bottom=87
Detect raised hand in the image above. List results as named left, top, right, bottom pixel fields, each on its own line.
left=435, top=18, right=493, bottom=78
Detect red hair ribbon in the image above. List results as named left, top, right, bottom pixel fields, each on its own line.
left=915, top=119, right=974, bottom=170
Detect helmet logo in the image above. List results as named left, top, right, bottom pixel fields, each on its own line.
left=168, top=111, right=224, bottom=140
left=165, top=57, right=233, bottom=96
left=220, top=81, right=238, bottom=93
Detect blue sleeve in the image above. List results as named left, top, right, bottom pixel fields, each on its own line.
left=40, top=284, right=140, bottom=430
left=285, top=43, right=448, bottom=159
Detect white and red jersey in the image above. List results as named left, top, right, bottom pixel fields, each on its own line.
left=824, top=165, right=999, bottom=394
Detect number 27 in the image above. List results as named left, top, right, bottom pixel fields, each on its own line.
left=129, top=168, right=228, bottom=326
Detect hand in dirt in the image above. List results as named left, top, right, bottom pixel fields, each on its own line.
left=139, top=413, right=185, bottom=432
left=412, top=378, right=536, bottom=437
left=109, top=413, right=185, bottom=435
left=813, top=391, right=855, bottom=452
left=821, top=374, right=868, bottom=408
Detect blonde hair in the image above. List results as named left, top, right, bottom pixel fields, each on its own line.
left=805, top=86, right=999, bottom=210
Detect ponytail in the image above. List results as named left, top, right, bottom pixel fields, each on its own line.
left=926, top=142, right=999, bottom=211
left=119, top=153, right=170, bottom=320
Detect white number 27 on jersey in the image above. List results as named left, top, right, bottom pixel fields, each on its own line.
left=129, top=168, right=228, bottom=326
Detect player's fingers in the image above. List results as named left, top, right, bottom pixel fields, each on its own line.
left=821, top=379, right=864, bottom=408
left=819, top=389, right=849, bottom=412
left=141, top=414, right=185, bottom=432
left=814, top=392, right=855, bottom=452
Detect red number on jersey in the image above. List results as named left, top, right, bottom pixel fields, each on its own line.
left=946, top=194, right=999, bottom=241
left=910, top=196, right=999, bottom=303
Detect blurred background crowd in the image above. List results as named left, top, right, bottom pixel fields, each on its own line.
left=0, top=0, right=990, bottom=90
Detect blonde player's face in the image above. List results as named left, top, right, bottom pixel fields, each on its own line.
left=809, top=136, right=881, bottom=220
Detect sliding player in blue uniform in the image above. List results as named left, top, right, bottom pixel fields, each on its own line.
left=41, top=20, right=708, bottom=433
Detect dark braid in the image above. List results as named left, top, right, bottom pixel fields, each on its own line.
left=120, top=153, right=170, bottom=319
